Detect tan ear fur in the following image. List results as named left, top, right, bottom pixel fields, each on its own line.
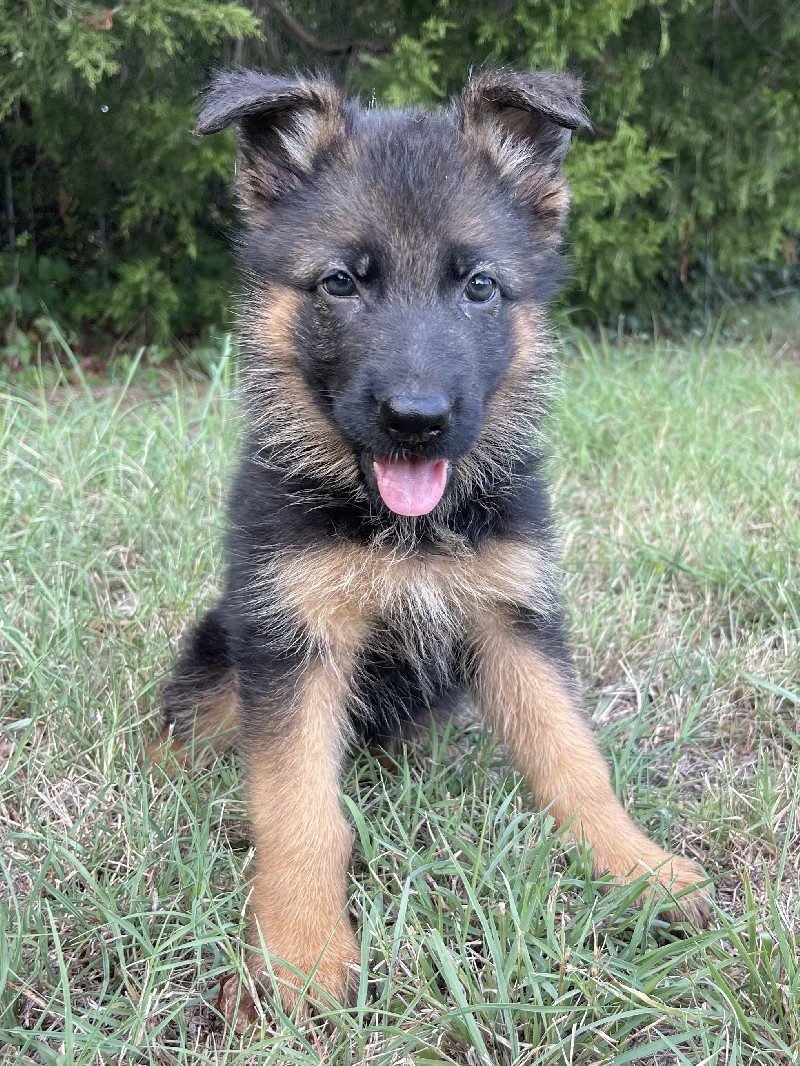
left=460, top=69, right=590, bottom=229
left=196, top=71, right=345, bottom=211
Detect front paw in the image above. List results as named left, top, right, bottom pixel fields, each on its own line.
left=218, top=925, right=360, bottom=1032
left=596, top=845, right=713, bottom=927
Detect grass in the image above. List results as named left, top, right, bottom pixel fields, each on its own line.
left=1, top=322, right=798, bottom=1064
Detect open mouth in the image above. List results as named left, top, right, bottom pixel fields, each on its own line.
left=372, top=455, right=450, bottom=516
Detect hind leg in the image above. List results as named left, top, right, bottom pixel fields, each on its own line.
left=149, top=607, right=238, bottom=766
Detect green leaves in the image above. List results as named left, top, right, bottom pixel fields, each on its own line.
left=363, top=0, right=800, bottom=326
left=566, top=122, right=672, bottom=315
left=355, top=17, right=453, bottom=105
left=1, top=0, right=798, bottom=351
left=1, top=0, right=258, bottom=348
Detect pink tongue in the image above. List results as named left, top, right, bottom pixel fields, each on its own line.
left=373, top=457, right=449, bottom=516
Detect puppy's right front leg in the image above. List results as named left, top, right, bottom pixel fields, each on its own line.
left=220, top=656, right=359, bottom=1029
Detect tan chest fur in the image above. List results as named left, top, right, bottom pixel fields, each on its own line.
left=250, top=536, right=556, bottom=664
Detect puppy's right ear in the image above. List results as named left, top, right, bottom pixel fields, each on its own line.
left=196, top=71, right=344, bottom=211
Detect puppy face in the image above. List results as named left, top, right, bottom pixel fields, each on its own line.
left=197, top=72, right=588, bottom=518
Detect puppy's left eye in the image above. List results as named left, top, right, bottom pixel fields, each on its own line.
left=464, top=274, right=497, bottom=303
left=321, top=271, right=357, bottom=298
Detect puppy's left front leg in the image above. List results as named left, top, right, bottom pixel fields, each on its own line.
left=469, top=613, right=712, bottom=925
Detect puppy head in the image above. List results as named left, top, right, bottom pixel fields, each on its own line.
left=197, top=70, right=589, bottom=519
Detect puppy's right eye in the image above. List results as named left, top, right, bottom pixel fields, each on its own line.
left=321, top=271, right=357, bottom=298
left=463, top=273, right=497, bottom=303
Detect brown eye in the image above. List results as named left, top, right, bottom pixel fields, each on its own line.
left=321, top=271, right=357, bottom=298
left=464, top=273, right=497, bottom=303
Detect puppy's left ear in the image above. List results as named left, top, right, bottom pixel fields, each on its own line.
left=460, top=70, right=590, bottom=229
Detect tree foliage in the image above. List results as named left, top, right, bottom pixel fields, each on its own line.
left=1, top=0, right=798, bottom=357
left=356, top=0, right=800, bottom=323
left=1, top=0, right=259, bottom=356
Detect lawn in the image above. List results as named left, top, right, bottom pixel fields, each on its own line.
left=1, top=320, right=798, bottom=1064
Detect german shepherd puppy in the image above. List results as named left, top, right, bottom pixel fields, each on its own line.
left=154, top=69, right=711, bottom=1026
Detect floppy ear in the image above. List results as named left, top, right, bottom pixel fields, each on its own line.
left=460, top=70, right=590, bottom=229
left=196, top=70, right=345, bottom=211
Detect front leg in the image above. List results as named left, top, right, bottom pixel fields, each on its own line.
left=220, top=655, right=360, bottom=1029
left=470, top=613, right=712, bottom=925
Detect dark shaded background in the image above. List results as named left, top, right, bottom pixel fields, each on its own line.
left=1, top=0, right=797, bottom=360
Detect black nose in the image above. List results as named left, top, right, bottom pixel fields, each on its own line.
left=379, top=392, right=452, bottom=445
